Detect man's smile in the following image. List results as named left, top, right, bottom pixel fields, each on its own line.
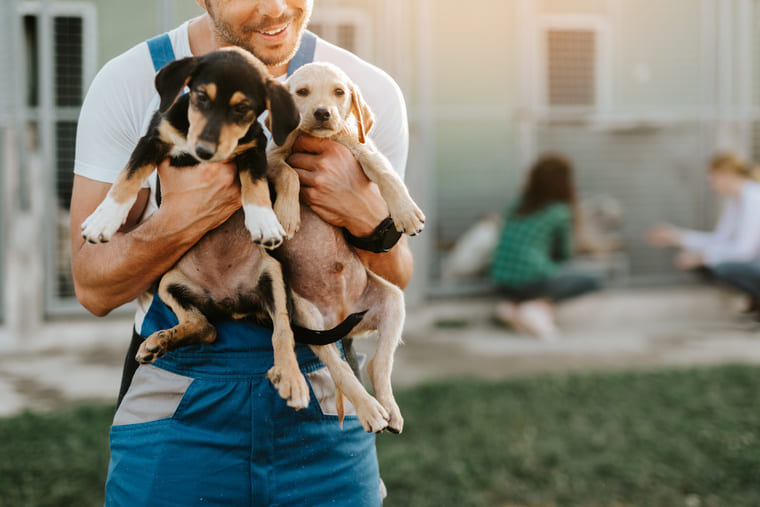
left=257, top=24, right=289, bottom=36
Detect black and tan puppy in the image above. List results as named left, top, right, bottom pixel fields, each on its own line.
left=81, top=48, right=319, bottom=409
left=82, top=46, right=299, bottom=247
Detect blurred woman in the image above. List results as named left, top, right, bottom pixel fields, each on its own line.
left=647, top=152, right=760, bottom=311
left=490, top=154, right=601, bottom=340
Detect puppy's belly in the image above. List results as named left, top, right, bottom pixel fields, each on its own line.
left=175, top=210, right=271, bottom=314
left=275, top=208, right=368, bottom=326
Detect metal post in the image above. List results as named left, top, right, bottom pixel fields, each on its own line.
left=159, top=0, right=175, bottom=33
left=407, top=0, right=434, bottom=303
left=11, top=0, right=29, bottom=212
left=516, top=0, right=537, bottom=173
left=737, top=0, right=753, bottom=153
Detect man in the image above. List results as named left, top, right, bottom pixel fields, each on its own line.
left=70, top=1, right=412, bottom=504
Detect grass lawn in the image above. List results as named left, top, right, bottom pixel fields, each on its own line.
left=1, top=364, right=759, bottom=506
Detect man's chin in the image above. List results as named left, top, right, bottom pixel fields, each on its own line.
left=252, top=36, right=303, bottom=67
left=254, top=49, right=295, bottom=68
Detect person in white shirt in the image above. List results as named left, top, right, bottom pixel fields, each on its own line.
left=647, top=152, right=760, bottom=310
left=69, top=1, right=412, bottom=505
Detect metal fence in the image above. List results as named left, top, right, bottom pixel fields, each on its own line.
left=20, top=2, right=96, bottom=313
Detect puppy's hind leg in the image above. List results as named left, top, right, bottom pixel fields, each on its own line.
left=291, top=292, right=389, bottom=432
left=261, top=254, right=310, bottom=410
left=307, top=343, right=390, bottom=433
left=136, top=267, right=217, bottom=364
left=356, top=271, right=406, bottom=433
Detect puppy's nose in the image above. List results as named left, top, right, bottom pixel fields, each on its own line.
left=195, top=143, right=215, bottom=161
left=313, top=108, right=331, bottom=123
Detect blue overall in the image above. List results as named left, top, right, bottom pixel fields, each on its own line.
left=104, top=33, right=381, bottom=507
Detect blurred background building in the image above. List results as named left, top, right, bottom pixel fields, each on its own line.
left=1, top=0, right=758, bottom=348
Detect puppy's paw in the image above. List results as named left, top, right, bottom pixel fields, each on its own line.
left=244, top=205, right=286, bottom=249
left=81, top=196, right=132, bottom=243
left=382, top=398, right=404, bottom=434
left=273, top=201, right=301, bottom=240
left=390, top=202, right=426, bottom=236
left=266, top=364, right=310, bottom=410
left=355, top=397, right=390, bottom=433
left=135, top=330, right=172, bottom=364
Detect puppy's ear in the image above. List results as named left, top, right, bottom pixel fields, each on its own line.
left=266, top=80, right=300, bottom=146
left=155, top=57, right=198, bottom=113
left=349, top=83, right=375, bottom=144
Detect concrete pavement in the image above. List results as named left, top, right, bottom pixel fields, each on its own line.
left=1, top=285, right=759, bottom=417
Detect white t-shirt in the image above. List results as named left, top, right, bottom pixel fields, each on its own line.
left=75, top=21, right=408, bottom=182
left=73, top=21, right=409, bottom=329
left=680, top=180, right=760, bottom=266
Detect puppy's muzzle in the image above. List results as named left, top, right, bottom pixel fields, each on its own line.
left=313, top=108, right=331, bottom=123
left=195, top=141, right=216, bottom=161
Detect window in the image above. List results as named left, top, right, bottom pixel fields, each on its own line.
left=547, top=29, right=596, bottom=107
left=20, top=2, right=96, bottom=312
left=539, top=15, right=609, bottom=112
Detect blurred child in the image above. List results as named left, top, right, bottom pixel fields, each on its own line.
left=647, top=152, right=760, bottom=310
left=490, top=155, right=601, bottom=340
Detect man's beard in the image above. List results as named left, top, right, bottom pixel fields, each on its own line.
left=207, top=7, right=310, bottom=67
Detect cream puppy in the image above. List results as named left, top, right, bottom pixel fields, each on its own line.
left=268, top=62, right=425, bottom=239
left=266, top=62, right=425, bottom=433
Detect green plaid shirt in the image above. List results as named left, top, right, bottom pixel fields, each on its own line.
left=490, top=202, right=573, bottom=286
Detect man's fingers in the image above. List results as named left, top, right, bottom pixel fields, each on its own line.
left=293, top=166, right=318, bottom=187
left=292, top=133, right=326, bottom=153
left=287, top=153, right=317, bottom=173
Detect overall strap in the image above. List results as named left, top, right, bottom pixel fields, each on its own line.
left=287, top=30, right=317, bottom=76
left=145, top=33, right=176, bottom=207
left=146, top=33, right=176, bottom=72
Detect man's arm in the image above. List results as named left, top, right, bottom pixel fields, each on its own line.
left=287, top=135, right=414, bottom=289
left=70, top=160, right=241, bottom=316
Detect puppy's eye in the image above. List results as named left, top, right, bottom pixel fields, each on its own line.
left=334, top=88, right=345, bottom=96
left=233, top=104, right=250, bottom=115
left=195, top=91, right=210, bottom=104
left=296, top=88, right=309, bottom=97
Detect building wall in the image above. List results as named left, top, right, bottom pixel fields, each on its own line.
left=425, top=0, right=523, bottom=254
left=612, top=0, right=704, bottom=110
left=414, top=0, right=760, bottom=286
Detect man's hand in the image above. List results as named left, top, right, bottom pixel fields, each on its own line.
left=287, top=134, right=388, bottom=237
left=156, top=158, right=242, bottom=232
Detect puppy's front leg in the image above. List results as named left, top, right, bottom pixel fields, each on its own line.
left=238, top=147, right=285, bottom=248
left=341, top=137, right=425, bottom=236
left=82, top=135, right=170, bottom=243
left=267, top=135, right=301, bottom=239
